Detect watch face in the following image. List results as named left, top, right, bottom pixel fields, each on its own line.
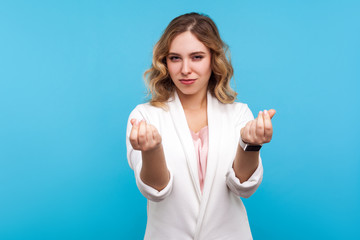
left=245, top=145, right=262, bottom=151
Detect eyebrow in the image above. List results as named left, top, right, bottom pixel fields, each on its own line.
left=168, top=51, right=207, bottom=56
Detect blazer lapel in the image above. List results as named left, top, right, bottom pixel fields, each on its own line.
left=168, top=91, right=202, bottom=201
left=194, top=91, right=224, bottom=239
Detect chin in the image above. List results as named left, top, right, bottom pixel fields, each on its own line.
left=181, top=90, right=203, bottom=97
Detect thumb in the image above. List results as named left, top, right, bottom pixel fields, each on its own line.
left=267, top=109, right=276, bottom=119
left=130, top=119, right=137, bottom=125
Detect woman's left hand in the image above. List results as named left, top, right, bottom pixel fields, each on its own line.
left=240, top=109, right=276, bottom=145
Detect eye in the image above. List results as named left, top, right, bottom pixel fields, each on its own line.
left=168, top=56, right=181, bottom=62
left=192, top=55, right=204, bottom=61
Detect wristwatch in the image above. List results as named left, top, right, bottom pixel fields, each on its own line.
left=239, top=137, right=262, bottom=152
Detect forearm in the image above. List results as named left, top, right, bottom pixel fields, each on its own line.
left=140, top=144, right=170, bottom=191
left=232, top=144, right=260, bottom=183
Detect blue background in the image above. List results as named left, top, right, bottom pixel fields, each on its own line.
left=1, top=0, right=359, bottom=239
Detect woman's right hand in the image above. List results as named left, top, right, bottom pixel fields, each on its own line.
left=129, top=119, right=162, bottom=152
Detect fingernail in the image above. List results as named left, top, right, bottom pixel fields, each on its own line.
left=264, top=110, right=268, bottom=115
left=135, top=120, right=139, bottom=126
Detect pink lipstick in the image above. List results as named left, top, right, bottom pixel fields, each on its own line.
left=179, top=79, right=196, bottom=85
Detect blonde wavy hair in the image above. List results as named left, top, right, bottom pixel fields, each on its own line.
left=144, top=12, right=237, bottom=108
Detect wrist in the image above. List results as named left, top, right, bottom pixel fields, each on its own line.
left=239, top=137, right=262, bottom=152
left=142, top=143, right=163, bottom=154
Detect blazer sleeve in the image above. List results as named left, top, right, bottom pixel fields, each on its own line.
left=225, top=104, right=264, bottom=198
left=126, top=105, right=174, bottom=202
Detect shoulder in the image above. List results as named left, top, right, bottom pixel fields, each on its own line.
left=211, top=96, right=254, bottom=124
left=212, top=96, right=250, bottom=116
left=230, top=101, right=254, bottom=123
left=208, top=92, right=248, bottom=111
left=133, top=102, right=167, bottom=114
left=128, top=102, right=168, bottom=122
left=225, top=101, right=249, bottom=112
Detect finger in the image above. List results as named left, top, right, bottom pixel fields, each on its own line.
left=268, top=109, right=276, bottom=119
left=241, top=121, right=251, bottom=143
left=256, top=111, right=265, bottom=139
left=138, top=120, right=147, bottom=146
left=263, top=110, right=273, bottom=142
left=149, top=125, right=156, bottom=141
left=250, top=120, right=257, bottom=143
left=130, top=119, right=136, bottom=125
left=240, top=127, right=245, bottom=140
left=146, top=122, right=153, bottom=145
left=129, top=120, right=140, bottom=149
left=150, top=125, right=161, bottom=143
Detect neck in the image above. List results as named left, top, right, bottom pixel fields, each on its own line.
left=176, top=88, right=207, bottom=111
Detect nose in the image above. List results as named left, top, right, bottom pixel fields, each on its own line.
left=181, top=60, right=191, bottom=75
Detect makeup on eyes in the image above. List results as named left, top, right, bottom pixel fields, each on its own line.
left=168, top=51, right=206, bottom=58
left=168, top=54, right=205, bottom=62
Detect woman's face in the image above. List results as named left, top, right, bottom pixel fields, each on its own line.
left=166, top=31, right=212, bottom=98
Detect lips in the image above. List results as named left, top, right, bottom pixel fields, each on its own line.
left=179, top=79, right=196, bottom=85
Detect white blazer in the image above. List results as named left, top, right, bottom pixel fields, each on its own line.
left=126, top=91, right=263, bottom=240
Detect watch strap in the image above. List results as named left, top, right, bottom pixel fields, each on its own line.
left=239, top=136, right=262, bottom=152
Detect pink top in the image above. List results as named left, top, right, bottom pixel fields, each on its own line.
left=190, top=126, right=209, bottom=194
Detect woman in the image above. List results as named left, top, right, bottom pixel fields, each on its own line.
left=126, top=12, right=275, bottom=240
